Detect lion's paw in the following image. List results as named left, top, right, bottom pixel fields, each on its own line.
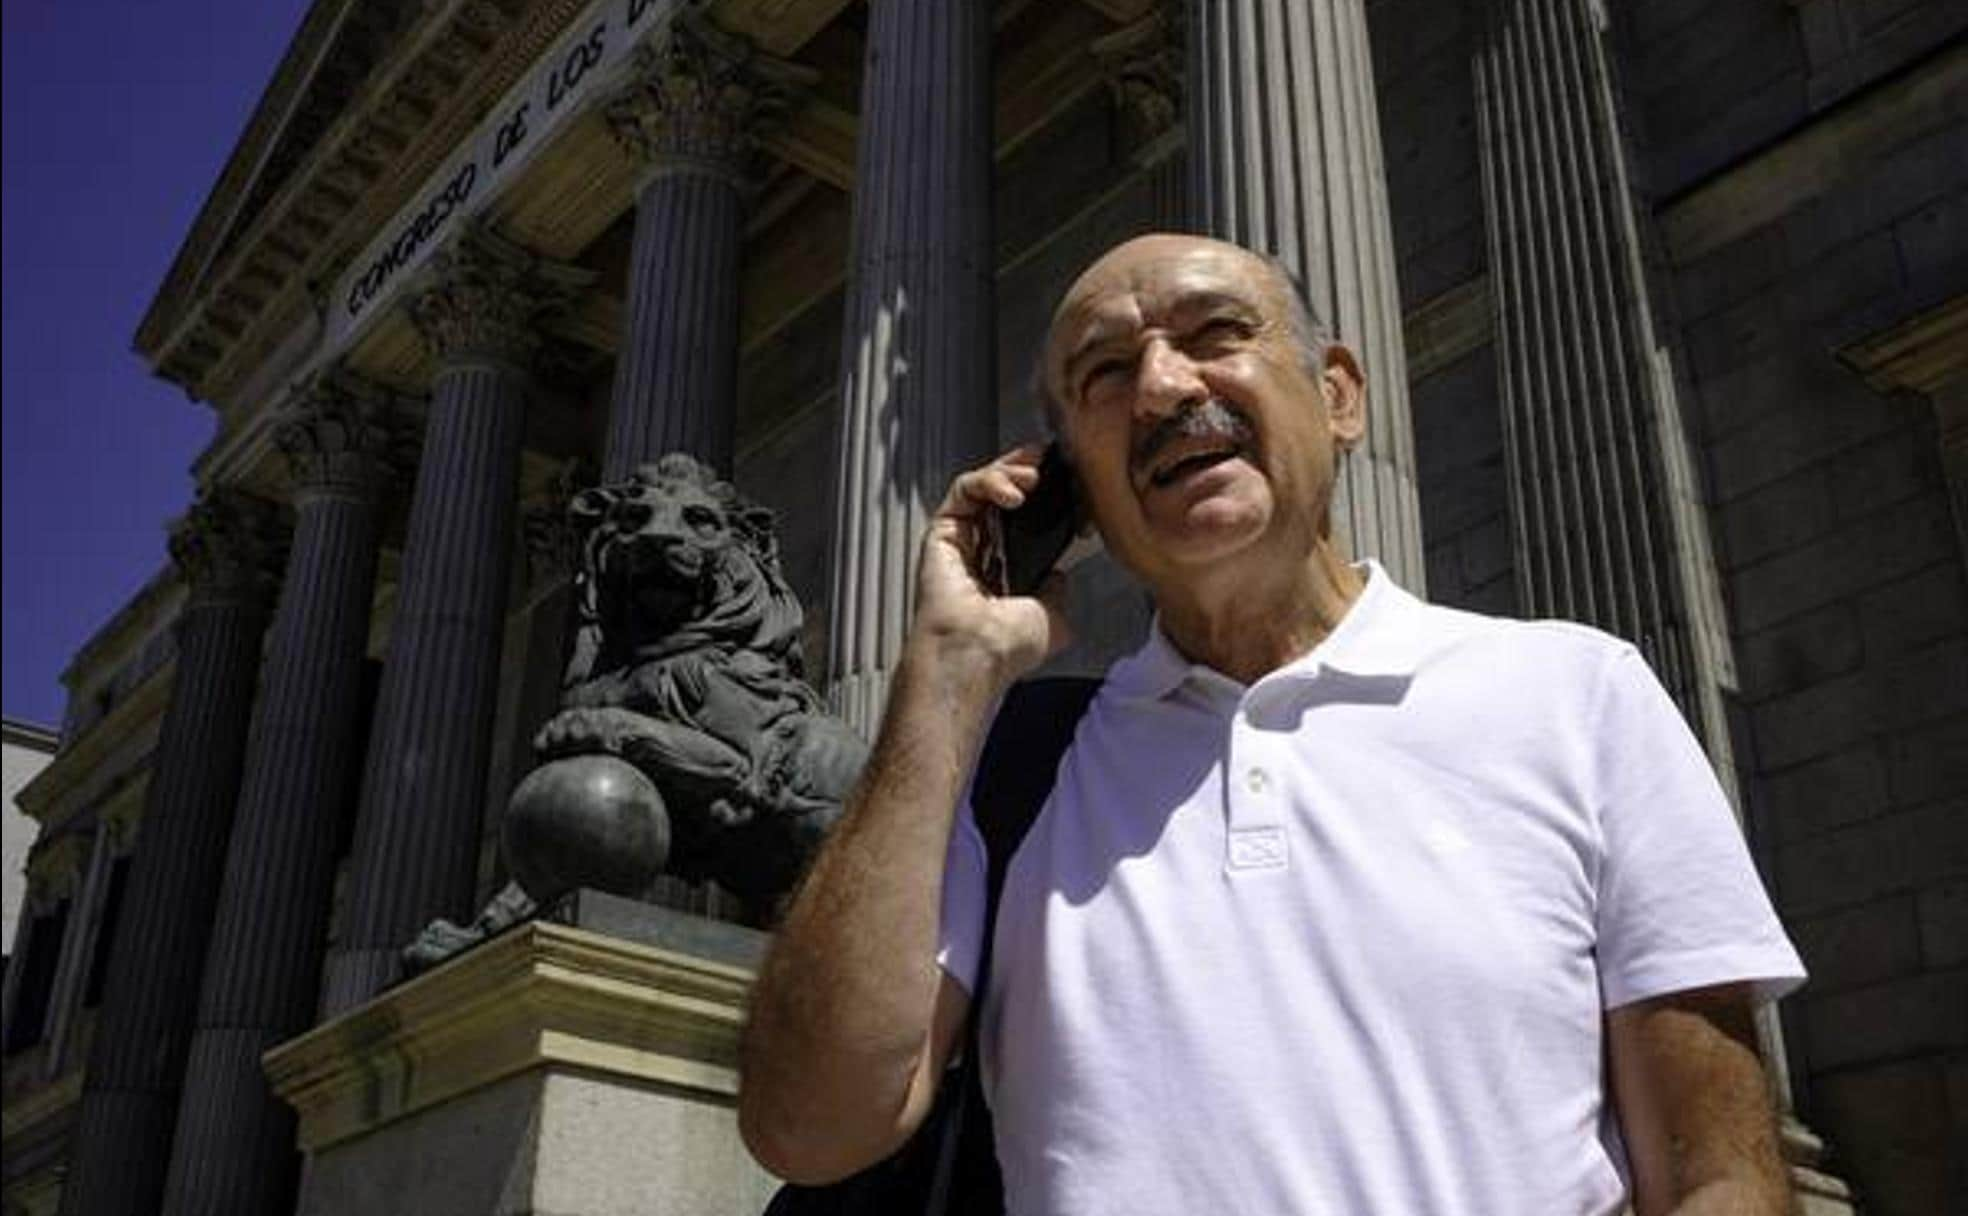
left=534, top=706, right=655, bottom=758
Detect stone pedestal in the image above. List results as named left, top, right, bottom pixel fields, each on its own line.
left=268, top=893, right=777, bottom=1216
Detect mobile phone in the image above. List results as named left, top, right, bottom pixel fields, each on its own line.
left=979, top=444, right=1090, bottom=597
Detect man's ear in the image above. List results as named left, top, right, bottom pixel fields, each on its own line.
left=1321, top=343, right=1367, bottom=450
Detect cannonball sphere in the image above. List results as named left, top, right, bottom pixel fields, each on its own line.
left=503, top=755, right=670, bottom=902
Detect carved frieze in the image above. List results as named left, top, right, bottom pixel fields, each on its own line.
left=408, top=224, right=591, bottom=368
left=166, top=488, right=287, bottom=609
left=602, top=13, right=817, bottom=186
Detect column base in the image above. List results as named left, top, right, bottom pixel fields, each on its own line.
left=268, top=892, right=778, bottom=1216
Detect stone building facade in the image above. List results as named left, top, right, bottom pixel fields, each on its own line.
left=2, top=720, right=59, bottom=962
left=2, top=1, right=1962, bottom=1214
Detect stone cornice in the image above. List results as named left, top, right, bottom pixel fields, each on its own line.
left=56, top=568, right=183, bottom=691
left=135, top=0, right=373, bottom=358
left=142, top=0, right=591, bottom=402
left=140, top=0, right=862, bottom=408
left=1403, top=274, right=1493, bottom=383
left=263, top=920, right=755, bottom=1151
left=15, top=679, right=166, bottom=832
left=1, top=718, right=59, bottom=753
left=1838, top=294, right=1968, bottom=397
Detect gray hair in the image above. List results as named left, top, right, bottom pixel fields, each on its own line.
left=1029, top=250, right=1333, bottom=449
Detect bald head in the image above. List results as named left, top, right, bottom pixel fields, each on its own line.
left=1035, top=234, right=1332, bottom=439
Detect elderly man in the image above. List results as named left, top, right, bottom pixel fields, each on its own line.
left=740, top=234, right=1804, bottom=1215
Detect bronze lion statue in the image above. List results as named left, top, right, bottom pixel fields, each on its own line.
left=530, top=453, right=867, bottom=902
left=406, top=456, right=865, bottom=972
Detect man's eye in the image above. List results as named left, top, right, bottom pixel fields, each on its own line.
left=683, top=508, right=720, bottom=531
left=1195, top=317, right=1252, bottom=343
left=1083, top=359, right=1129, bottom=392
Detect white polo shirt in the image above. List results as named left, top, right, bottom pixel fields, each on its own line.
left=937, top=564, right=1804, bottom=1216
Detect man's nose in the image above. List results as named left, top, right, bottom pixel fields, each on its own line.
left=1133, top=337, right=1205, bottom=420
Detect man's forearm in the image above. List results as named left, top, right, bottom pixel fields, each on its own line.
left=738, top=636, right=1003, bottom=1179
left=1610, top=991, right=1796, bottom=1216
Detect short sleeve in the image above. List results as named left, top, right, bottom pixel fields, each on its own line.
left=936, top=798, right=989, bottom=996
left=1591, top=647, right=1806, bottom=1010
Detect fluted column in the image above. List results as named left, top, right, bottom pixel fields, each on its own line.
left=321, top=228, right=587, bottom=1015
left=601, top=14, right=811, bottom=478
left=1474, top=0, right=1801, bottom=1116
left=1471, top=0, right=1729, bottom=714
left=159, top=372, right=402, bottom=1215
left=1186, top=0, right=1425, bottom=589
left=60, top=491, right=283, bottom=1216
left=826, top=0, right=996, bottom=736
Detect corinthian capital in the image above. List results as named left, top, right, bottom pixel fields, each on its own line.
left=1091, top=6, right=1184, bottom=159
left=603, top=13, right=817, bottom=185
left=167, top=488, right=286, bottom=608
left=408, top=224, right=592, bottom=369
left=276, top=367, right=408, bottom=503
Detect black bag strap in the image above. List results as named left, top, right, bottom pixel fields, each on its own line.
left=971, top=677, right=1103, bottom=912
left=927, top=676, right=1102, bottom=1216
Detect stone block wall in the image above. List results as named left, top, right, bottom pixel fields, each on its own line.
left=1412, top=345, right=1516, bottom=616
left=1625, top=0, right=1966, bottom=198
left=1625, top=6, right=1968, bottom=1210
left=1370, top=0, right=1485, bottom=306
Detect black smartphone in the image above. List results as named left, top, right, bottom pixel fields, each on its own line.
left=979, top=444, right=1087, bottom=597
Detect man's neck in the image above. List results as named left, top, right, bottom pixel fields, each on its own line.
left=1152, top=541, right=1366, bottom=685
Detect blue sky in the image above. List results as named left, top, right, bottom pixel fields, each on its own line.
left=3, top=1, right=310, bottom=727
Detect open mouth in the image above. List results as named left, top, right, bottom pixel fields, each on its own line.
left=1132, top=398, right=1257, bottom=492
left=1147, top=444, right=1243, bottom=488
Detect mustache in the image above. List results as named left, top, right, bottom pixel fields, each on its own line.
left=1131, top=397, right=1255, bottom=476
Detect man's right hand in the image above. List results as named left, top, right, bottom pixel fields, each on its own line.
left=739, top=445, right=1076, bottom=1185
left=913, top=443, right=1073, bottom=688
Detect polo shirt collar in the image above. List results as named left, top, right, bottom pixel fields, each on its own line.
left=1106, top=560, right=1429, bottom=701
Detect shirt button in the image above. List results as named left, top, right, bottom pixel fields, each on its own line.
left=1245, top=767, right=1270, bottom=794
